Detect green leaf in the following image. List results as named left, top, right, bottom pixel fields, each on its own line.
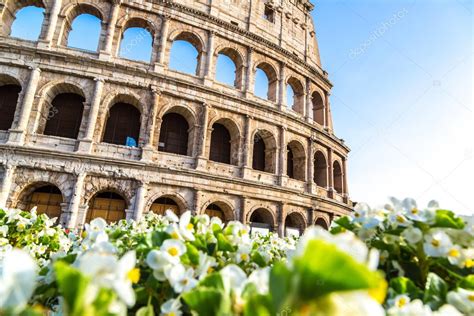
left=423, top=273, right=448, bottom=310
left=269, top=262, right=292, bottom=313
left=216, top=233, right=235, bottom=252
left=294, top=239, right=384, bottom=301
left=251, top=251, right=267, bottom=267
left=458, top=275, right=474, bottom=290
left=432, top=210, right=465, bottom=229
left=151, top=231, right=170, bottom=247
left=389, top=277, right=423, bottom=298
left=136, top=305, right=155, bottom=316
left=182, top=288, right=231, bottom=316
left=54, top=261, right=90, bottom=316
left=200, top=273, right=225, bottom=291
left=244, top=294, right=272, bottom=316
left=186, top=243, right=200, bottom=265
left=333, top=216, right=355, bottom=231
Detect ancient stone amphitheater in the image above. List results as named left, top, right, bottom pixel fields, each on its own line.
left=0, top=0, right=351, bottom=235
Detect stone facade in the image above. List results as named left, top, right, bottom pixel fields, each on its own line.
left=0, top=0, right=351, bottom=235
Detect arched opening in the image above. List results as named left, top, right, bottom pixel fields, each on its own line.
left=286, top=77, right=304, bottom=114
left=215, top=48, right=243, bottom=89
left=158, top=113, right=189, bottom=156
left=0, top=83, right=22, bottom=131
left=312, top=92, right=325, bottom=126
left=150, top=196, right=180, bottom=215
left=287, top=141, right=306, bottom=181
left=314, top=151, right=328, bottom=187
left=43, top=93, right=85, bottom=139
left=67, top=13, right=102, bottom=51
left=209, top=123, right=231, bottom=164
left=252, top=130, right=277, bottom=173
left=285, top=212, right=305, bottom=237
left=86, top=191, right=127, bottom=223
left=333, top=161, right=343, bottom=193
left=205, top=203, right=225, bottom=221
left=9, top=5, right=45, bottom=41
left=254, top=63, right=278, bottom=101
left=102, top=103, right=141, bottom=146
left=20, top=184, right=63, bottom=220
left=252, top=134, right=266, bottom=171
left=249, top=208, right=274, bottom=235
left=315, top=217, right=329, bottom=230
left=169, top=33, right=201, bottom=76
left=119, top=19, right=153, bottom=62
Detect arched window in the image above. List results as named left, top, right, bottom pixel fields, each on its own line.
left=314, top=151, right=328, bottom=187
left=9, top=5, right=45, bottom=41
left=315, top=218, right=329, bottom=230
left=86, top=191, right=126, bottom=223
left=43, top=93, right=85, bottom=139
left=209, top=123, right=231, bottom=164
left=0, top=84, right=21, bottom=130
left=23, top=185, right=63, bottom=220
left=287, top=141, right=306, bottom=181
left=67, top=14, right=102, bottom=51
left=249, top=208, right=274, bottom=235
left=286, top=77, right=304, bottom=114
left=169, top=33, right=201, bottom=75
left=254, top=63, right=278, bottom=102
left=252, top=134, right=266, bottom=171
left=159, top=113, right=189, bottom=155
left=312, top=92, right=325, bottom=126
left=119, top=19, right=153, bottom=62
left=205, top=203, right=225, bottom=221
left=215, top=49, right=242, bottom=88
left=333, top=161, right=343, bottom=193
left=285, top=212, right=305, bottom=237
left=150, top=196, right=179, bottom=215
left=103, top=103, right=141, bottom=146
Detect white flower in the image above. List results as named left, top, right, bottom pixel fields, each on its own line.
left=220, top=264, right=247, bottom=297
left=447, top=288, right=474, bottom=315
left=235, top=244, right=251, bottom=263
left=0, top=225, right=8, bottom=237
left=388, top=212, right=411, bottom=228
left=402, top=226, right=423, bottom=244
left=196, top=251, right=217, bottom=280
left=165, top=209, right=179, bottom=223
left=0, top=249, right=38, bottom=311
left=387, top=298, right=432, bottom=316
left=446, top=245, right=464, bottom=266
left=178, top=211, right=195, bottom=241
left=161, top=239, right=186, bottom=263
left=423, top=231, right=452, bottom=257
left=165, top=264, right=198, bottom=293
left=113, top=251, right=139, bottom=307
left=165, top=223, right=183, bottom=240
left=247, top=267, right=270, bottom=294
left=320, top=291, right=385, bottom=316
left=433, top=304, right=463, bottom=316
left=160, top=298, right=182, bottom=316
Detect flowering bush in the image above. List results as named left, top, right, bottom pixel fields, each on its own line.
left=0, top=198, right=472, bottom=315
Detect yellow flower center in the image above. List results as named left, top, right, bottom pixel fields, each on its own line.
left=397, top=297, right=408, bottom=307
left=171, top=231, right=179, bottom=239
left=240, top=253, right=249, bottom=261
left=448, top=248, right=460, bottom=257
left=396, top=215, right=406, bottom=223
left=187, top=223, right=194, bottom=230
left=411, top=208, right=419, bottom=214
left=207, top=267, right=214, bottom=274
left=431, top=239, right=440, bottom=247
left=355, top=213, right=360, bottom=217
left=168, top=247, right=179, bottom=256
left=167, top=313, right=176, bottom=316
left=469, top=294, right=474, bottom=302
left=465, top=259, right=474, bottom=268
left=127, top=268, right=140, bottom=284
left=81, top=231, right=87, bottom=238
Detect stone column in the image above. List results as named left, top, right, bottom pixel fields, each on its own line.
left=0, top=165, right=15, bottom=208
left=244, top=48, right=254, bottom=97
left=241, top=115, right=252, bottom=178
left=133, top=182, right=147, bottom=221
left=203, top=31, right=215, bottom=85
left=193, top=190, right=202, bottom=215
left=142, top=87, right=161, bottom=161
left=277, top=126, right=288, bottom=186
left=78, top=78, right=104, bottom=153
left=99, top=0, right=121, bottom=60
left=195, top=103, right=210, bottom=169
left=66, top=172, right=86, bottom=229
left=277, top=202, right=285, bottom=237
left=154, top=14, right=170, bottom=71
left=305, top=78, right=313, bottom=122
left=8, top=67, right=41, bottom=145
left=324, top=92, right=331, bottom=129
left=278, top=62, right=286, bottom=110
left=239, top=196, right=246, bottom=223
left=342, top=157, right=349, bottom=201
left=327, top=148, right=334, bottom=198
left=38, top=0, right=62, bottom=48
left=306, top=138, right=314, bottom=193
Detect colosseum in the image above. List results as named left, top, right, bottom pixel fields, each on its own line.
left=0, top=0, right=351, bottom=236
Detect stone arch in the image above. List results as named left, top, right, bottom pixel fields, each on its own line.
left=313, top=150, right=328, bottom=187
left=85, top=190, right=128, bottom=224
left=251, top=129, right=277, bottom=174
left=149, top=194, right=187, bottom=215
left=201, top=199, right=235, bottom=222
left=287, top=140, right=306, bottom=181
left=59, top=3, right=106, bottom=49
left=311, top=90, right=325, bottom=126
left=333, top=160, right=343, bottom=193
left=117, top=17, right=156, bottom=62
left=286, top=76, right=305, bottom=114
left=0, top=73, right=22, bottom=131
left=208, top=117, right=241, bottom=166
left=315, top=217, right=330, bottom=230
left=214, top=46, right=245, bottom=89
left=2, top=0, right=46, bottom=38
left=285, top=211, right=306, bottom=236
left=157, top=105, right=197, bottom=156
left=248, top=207, right=275, bottom=233
left=253, top=61, right=278, bottom=102
left=35, top=82, right=86, bottom=137
left=14, top=181, right=65, bottom=217
left=167, top=30, right=205, bottom=76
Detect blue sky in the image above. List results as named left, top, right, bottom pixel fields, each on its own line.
left=10, top=1, right=473, bottom=213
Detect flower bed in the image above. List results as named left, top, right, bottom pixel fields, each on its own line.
left=0, top=198, right=472, bottom=315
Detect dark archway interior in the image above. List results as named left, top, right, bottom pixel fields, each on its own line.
left=86, top=191, right=126, bottom=223
left=210, top=123, right=231, bottom=164
left=159, top=113, right=189, bottom=155
left=43, top=93, right=85, bottom=139
left=103, top=103, right=140, bottom=146
left=0, top=84, right=21, bottom=130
